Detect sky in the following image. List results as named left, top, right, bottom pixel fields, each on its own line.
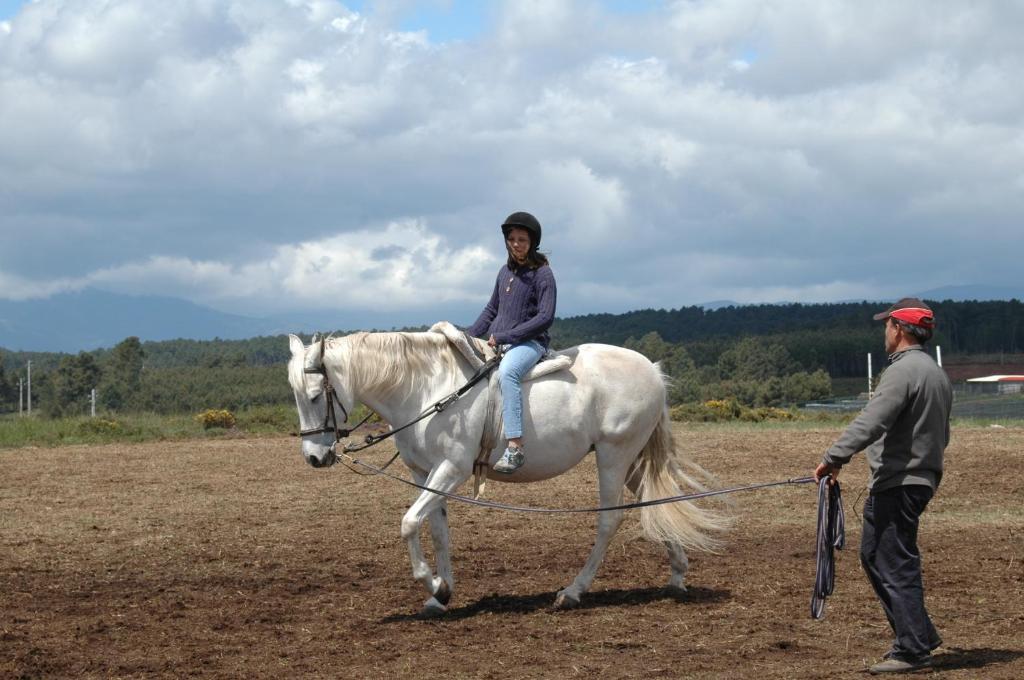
left=1, top=0, right=1022, bottom=326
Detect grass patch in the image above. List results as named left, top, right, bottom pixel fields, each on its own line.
left=0, top=403, right=378, bottom=449
left=671, top=399, right=857, bottom=426
left=234, top=403, right=299, bottom=434
left=0, top=413, right=209, bottom=448
left=673, top=418, right=850, bottom=432
left=950, top=417, right=1023, bottom=429
left=831, top=376, right=870, bottom=397
left=1, top=404, right=1018, bottom=449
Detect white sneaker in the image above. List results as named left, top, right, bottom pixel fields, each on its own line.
left=492, top=445, right=525, bottom=473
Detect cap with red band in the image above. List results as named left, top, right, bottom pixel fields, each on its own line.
left=890, top=307, right=935, bottom=329
left=872, top=297, right=936, bottom=329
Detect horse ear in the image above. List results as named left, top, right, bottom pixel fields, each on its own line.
left=288, top=334, right=305, bottom=357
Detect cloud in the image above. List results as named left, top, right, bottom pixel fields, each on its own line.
left=59, top=219, right=492, bottom=311
left=0, top=217, right=496, bottom=314
left=0, top=269, right=85, bottom=301
left=0, top=0, right=1022, bottom=320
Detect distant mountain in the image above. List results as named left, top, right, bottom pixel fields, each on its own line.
left=701, top=285, right=1024, bottom=310
left=914, top=284, right=1024, bottom=302
left=0, top=289, right=479, bottom=354
left=0, top=290, right=282, bottom=353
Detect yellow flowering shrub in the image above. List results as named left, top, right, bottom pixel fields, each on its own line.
left=195, top=409, right=236, bottom=429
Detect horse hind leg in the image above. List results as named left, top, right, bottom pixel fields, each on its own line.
left=554, top=445, right=632, bottom=609
left=664, top=541, right=689, bottom=590
left=626, top=463, right=689, bottom=590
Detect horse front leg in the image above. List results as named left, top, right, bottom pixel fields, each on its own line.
left=427, top=502, right=454, bottom=606
left=401, top=460, right=465, bottom=615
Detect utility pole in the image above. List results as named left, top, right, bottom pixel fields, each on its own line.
left=867, top=353, right=873, bottom=398
left=91, top=389, right=97, bottom=418
left=19, top=377, right=23, bottom=416
left=26, top=360, right=32, bottom=416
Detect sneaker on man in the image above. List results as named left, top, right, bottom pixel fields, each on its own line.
left=883, top=638, right=942, bottom=660
left=493, top=445, right=525, bottom=473
left=869, top=654, right=933, bottom=674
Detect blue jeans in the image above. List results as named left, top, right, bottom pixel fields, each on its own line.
left=498, top=340, right=545, bottom=439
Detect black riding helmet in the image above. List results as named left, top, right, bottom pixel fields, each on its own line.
left=501, top=211, right=542, bottom=249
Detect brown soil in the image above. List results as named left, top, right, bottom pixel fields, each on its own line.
left=2, top=426, right=1022, bottom=679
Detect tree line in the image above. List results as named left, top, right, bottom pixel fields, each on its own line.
left=622, top=332, right=833, bottom=407
left=2, top=299, right=1021, bottom=416
left=551, top=299, right=1023, bottom=373
left=0, top=337, right=291, bottom=418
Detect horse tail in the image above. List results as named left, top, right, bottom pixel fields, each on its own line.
left=632, top=407, right=732, bottom=553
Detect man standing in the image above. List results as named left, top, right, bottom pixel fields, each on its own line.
left=815, top=298, right=952, bottom=675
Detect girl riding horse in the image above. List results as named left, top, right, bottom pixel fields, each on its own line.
left=466, top=211, right=557, bottom=473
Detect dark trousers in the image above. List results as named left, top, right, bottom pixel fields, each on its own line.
left=860, top=485, right=940, bottom=659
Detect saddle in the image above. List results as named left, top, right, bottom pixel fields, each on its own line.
left=429, top=321, right=573, bottom=496
left=428, top=321, right=571, bottom=379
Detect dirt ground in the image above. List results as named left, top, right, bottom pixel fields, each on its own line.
left=2, top=425, right=1022, bottom=679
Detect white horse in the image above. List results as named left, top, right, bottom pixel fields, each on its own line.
left=288, top=330, right=729, bottom=614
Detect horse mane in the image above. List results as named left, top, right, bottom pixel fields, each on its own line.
left=330, top=331, right=461, bottom=400
left=287, top=352, right=305, bottom=393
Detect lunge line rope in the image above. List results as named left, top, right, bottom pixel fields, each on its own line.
left=339, top=448, right=814, bottom=513
left=334, top=451, right=843, bottom=619
left=811, top=476, right=845, bottom=619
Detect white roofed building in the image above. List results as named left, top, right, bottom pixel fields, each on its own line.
left=965, top=375, right=1024, bottom=395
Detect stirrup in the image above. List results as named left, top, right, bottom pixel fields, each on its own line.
left=493, top=445, right=525, bottom=473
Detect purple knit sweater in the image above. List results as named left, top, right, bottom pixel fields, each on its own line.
left=467, top=263, right=557, bottom=348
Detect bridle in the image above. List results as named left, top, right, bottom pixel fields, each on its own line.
left=297, top=338, right=373, bottom=442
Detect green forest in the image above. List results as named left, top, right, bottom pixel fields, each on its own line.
left=1, top=299, right=1021, bottom=418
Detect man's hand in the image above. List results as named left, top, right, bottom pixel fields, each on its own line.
left=487, top=335, right=497, bottom=348
left=815, top=461, right=841, bottom=485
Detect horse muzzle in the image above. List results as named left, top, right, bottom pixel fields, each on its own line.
left=305, top=448, right=337, bottom=468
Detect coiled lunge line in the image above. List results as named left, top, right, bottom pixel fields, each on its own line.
left=811, top=476, right=845, bottom=619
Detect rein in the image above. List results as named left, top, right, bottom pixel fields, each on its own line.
left=341, top=351, right=502, bottom=454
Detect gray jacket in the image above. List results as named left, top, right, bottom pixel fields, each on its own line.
left=823, top=346, right=952, bottom=493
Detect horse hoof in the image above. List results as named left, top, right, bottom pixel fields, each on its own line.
left=434, top=579, right=452, bottom=606
left=666, top=583, right=688, bottom=598
left=553, top=592, right=580, bottom=610
left=421, top=597, right=447, bottom=618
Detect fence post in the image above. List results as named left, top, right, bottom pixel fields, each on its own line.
left=867, top=353, right=873, bottom=398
